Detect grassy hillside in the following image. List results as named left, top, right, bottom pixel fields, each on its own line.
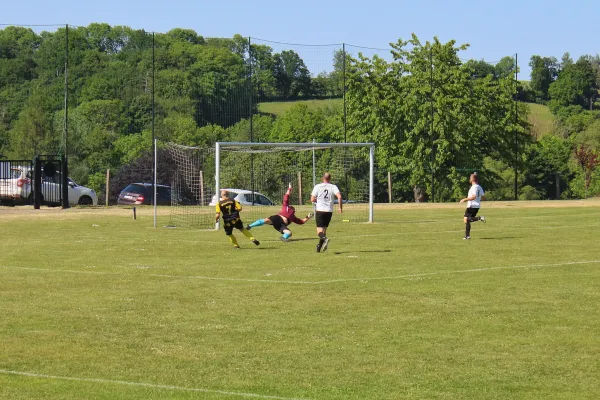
left=527, top=103, right=555, bottom=138
left=258, top=98, right=342, bottom=116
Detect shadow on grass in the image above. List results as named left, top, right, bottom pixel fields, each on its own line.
left=333, top=250, right=393, bottom=255
left=478, top=237, right=519, bottom=240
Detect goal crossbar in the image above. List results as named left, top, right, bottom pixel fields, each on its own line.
left=217, top=142, right=375, bottom=149
left=215, top=142, right=375, bottom=225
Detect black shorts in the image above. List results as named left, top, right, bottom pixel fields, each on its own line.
left=269, top=215, right=288, bottom=233
left=223, top=218, right=244, bottom=235
left=464, top=208, right=479, bottom=218
left=315, top=211, right=333, bottom=228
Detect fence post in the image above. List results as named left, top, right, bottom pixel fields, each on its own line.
left=105, top=169, right=110, bottom=207
left=297, top=172, right=302, bottom=205
left=388, top=171, right=392, bottom=203
left=514, top=53, right=519, bottom=200
left=33, top=156, right=41, bottom=210
left=199, top=170, right=205, bottom=206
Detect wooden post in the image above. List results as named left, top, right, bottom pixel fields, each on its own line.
left=199, top=170, right=205, bottom=206
left=105, top=169, right=110, bottom=207
left=388, top=171, right=392, bottom=203
left=297, top=172, right=302, bottom=205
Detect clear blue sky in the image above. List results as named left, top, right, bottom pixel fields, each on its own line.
left=3, top=0, right=599, bottom=77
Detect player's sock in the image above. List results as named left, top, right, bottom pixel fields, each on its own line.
left=227, top=234, right=239, bottom=247
left=465, top=221, right=471, bottom=238
left=470, top=216, right=481, bottom=222
left=248, top=219, right=265, bottom=229
left=317, top=232, right=326, bottom=251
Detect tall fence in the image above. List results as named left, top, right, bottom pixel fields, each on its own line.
left=0, top=24, right=521, bottom=204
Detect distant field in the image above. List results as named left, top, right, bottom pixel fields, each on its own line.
left=2, top=202, right=600, bottom=399
left=527, top=103, right=555, bottom=137
left=258, top=98, right=342, bottom=116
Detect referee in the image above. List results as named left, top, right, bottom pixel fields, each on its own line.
left=310, top=173, right=343, bottom=252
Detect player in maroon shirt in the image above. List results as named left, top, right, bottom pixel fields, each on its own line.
left=246, top=183, right=313, bottom=242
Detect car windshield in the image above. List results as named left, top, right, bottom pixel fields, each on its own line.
left=123, top=184, right=145, bottom=194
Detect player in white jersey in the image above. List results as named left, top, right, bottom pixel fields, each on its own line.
left=459, top=173, right=486, bottom=240
left=310, top=172, right=343, bottom=252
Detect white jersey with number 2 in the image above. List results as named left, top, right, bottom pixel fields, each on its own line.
left=312, top=183, right=340, bottom=212
left=467, top=184, right=484, bottom=208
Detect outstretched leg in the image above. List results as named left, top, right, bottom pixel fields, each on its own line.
left=247, top=218, right=271, bottom=230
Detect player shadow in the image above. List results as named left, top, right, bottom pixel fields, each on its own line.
left=478, top=237, right=519, bottom=240
left=333, top=250, right=392, bottom=255
left=389, top=220, right=437, bottom=224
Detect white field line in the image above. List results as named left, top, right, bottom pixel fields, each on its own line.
left=2, top=260, right=599, bottom=285
left=0, top=369, right=309, bottom=400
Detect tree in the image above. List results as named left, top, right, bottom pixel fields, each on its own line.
left=250, top=43, right=277, bottom=99
left=561, top=52, right=574, bottom=69
left=495, top=56, right=516, bottom=79
left=526, top=135, right=573, bottom=198
left=529, top=55, right=558, bottom=102
left=273, top=50, right=311, bottom=99
left=464, top=59, right=495, bottom=79
left=574, top=145, right=599, bottom=198
left=346, top=34, right=529, bottom=201
left=549, top=58, right=597, bottom=112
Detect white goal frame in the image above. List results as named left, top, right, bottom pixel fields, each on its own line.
left=215, top=141, right=375, bottom=228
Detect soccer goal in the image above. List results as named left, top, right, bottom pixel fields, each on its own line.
left=160, top=141, right=375, bottom=229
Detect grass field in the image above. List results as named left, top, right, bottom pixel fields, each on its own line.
left=527, top=103, right=555, bottom=138
left=2, top=202, right=600, bottom=399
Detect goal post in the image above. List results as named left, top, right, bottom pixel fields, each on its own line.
left=159, top=140, right=375, bottom=230
left=215, top=142, right=375, bottom=229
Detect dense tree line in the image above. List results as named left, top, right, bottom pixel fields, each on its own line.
left=1, top=24, right=599, bottom=201
left=526, top=52, right=600, bottom=198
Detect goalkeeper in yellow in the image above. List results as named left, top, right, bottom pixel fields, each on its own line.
left=215, top=190, right=260, bottom=249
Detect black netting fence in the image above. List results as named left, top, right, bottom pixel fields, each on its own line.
left=0, top=24, right=525, bottom=205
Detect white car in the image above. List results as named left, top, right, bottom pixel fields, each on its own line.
left=0, top=164, right=30, bottom=204
left=209, top=189, right=275, bottom=206
left=0, top=164, right=98, bottom=206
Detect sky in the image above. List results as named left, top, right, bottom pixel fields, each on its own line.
left=2, top=0, right=599, bottom=77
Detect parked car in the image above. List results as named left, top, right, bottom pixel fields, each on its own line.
left=209, top=189, right=275, bottom=206
left=0, top=165, right=29, bottom=204
left=0, top=165, right=98, bottom=206
left=117, top=183, right=172, bottom=206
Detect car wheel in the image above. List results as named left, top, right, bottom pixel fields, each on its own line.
left=78, top=196, right=93, bottom=206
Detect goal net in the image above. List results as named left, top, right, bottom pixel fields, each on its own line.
left=161, top=142, right=374, bottom=229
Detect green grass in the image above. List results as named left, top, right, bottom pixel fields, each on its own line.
left=526, top=103, right=555, bottom=138
left=2, top=202, right=600, bottom=399
left=258, top=99, right=342, bottom=116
